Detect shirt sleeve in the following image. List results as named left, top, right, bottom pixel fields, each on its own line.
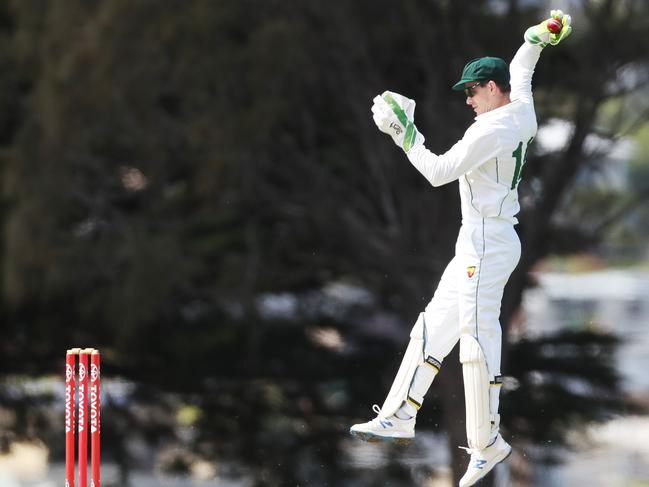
left=406, top=125, right=503, bottom=187
left=509, top=42, right=543, bottom=104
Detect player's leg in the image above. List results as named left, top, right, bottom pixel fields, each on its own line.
left=457, top=222, right=520, bottom=486
left=350, top=257, right=461, bottom=442
left=391, top=255, right=467, bottom=419
left=347, top=313, right=425, bottom=442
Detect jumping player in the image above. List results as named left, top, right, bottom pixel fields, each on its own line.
left=349, top=10, right=572, bottom=486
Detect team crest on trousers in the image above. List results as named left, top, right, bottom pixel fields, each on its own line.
left=466, top=266, right=477, bottom=278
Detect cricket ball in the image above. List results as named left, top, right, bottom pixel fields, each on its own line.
left=547, top=18, right=563, bottom=34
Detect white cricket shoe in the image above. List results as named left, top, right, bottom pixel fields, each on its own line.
left=459, top=434, right=512, bottom=487
left=349, top=405, right=415, bottom=444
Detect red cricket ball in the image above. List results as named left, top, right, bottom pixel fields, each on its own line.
left=547, top=18, right=563, bottom=34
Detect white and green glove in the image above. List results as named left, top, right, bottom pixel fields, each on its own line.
left=371, top=91, right=424, bottom=153
left=524, top=9, right=572, bottom=48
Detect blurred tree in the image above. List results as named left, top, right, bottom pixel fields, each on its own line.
left=0, top=0, right=648, bottom=485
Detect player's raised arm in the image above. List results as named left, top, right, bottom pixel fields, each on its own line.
left=510, top=10, right=573, bottom=103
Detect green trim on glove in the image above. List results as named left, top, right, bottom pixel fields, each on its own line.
left=382, top=92, right=419, bottom=153
left=524, top=10, right=572, bottom=48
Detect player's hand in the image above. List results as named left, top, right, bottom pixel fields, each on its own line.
left=371, top=91, right=424, bottom=153
left=524, top=10, right=572, bottom=48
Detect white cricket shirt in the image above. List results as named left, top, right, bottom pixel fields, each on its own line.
left=407, top=42, right=543, bottom=225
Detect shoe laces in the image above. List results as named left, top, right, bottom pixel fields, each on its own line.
left=367, top=404, right=392, bottom=427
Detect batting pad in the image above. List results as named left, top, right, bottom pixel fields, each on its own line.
left=380, top=314, right=426, bottom=417
left=460, top=335, right=492, bottom=449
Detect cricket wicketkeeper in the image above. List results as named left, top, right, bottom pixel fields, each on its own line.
left=350, top=10, right=572, bottom=486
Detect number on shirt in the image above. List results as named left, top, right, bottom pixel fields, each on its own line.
left=511, top=137, right=534, bottom=189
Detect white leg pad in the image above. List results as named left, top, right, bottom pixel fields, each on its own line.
left=380, top=314, right=440, bottom=417
left=460, top=335, right=491, bottom=450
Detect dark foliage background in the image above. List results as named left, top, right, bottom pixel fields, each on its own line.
left=1, top=0, right=648, bottom=485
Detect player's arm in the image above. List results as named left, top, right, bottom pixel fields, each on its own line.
left=511, top=10, right=573, bottom=103
left=371, top=92, right=501, bottom=187
left=406, top=126, right=502, bottom=187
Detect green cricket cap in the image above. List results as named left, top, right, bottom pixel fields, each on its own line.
left=451, top=57, right=510, bottom=91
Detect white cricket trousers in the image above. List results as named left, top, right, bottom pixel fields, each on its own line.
left=422, top=218, right=521, bottom=376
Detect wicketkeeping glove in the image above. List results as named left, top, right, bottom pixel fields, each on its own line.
left=524, top=9, right=572, bottom=48
left=371, top=91, right=425, bottom=153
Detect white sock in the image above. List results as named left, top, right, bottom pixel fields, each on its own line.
left=394, top=401, right=417, bottom=419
